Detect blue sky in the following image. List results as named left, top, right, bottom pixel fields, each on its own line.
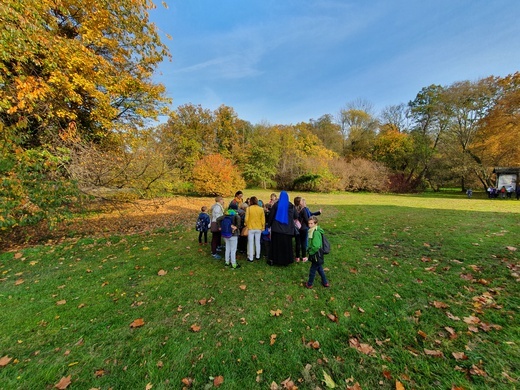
left=149, top=0, right=520, bottom=125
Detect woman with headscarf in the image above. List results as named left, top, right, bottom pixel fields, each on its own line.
left=267, top=191, right=298, bottom=266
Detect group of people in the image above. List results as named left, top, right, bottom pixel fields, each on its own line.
left=487, top=185, right=520, bottom=199
left=195, top=190, right=329, bottom=288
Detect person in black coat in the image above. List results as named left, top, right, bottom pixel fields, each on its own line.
left=267, top=191, right=298, bottom=266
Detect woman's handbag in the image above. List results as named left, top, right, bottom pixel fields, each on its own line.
left=241, top=226, right=249, bottom=236
left=210, top=221, right=219, bottom=233
left=294, top=218, right=302, bottom=229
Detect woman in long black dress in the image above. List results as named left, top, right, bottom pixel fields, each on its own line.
left=267, top=191, right=298, bottom=266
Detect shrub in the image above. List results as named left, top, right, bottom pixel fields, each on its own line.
left=329, top=158, right=389, bottom=192
left=192, top=154, right=246, bottom=196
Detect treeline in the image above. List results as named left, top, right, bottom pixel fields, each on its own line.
left=134, top=74, right=520, bottom=197
left=1, top=1, right=519, bottom=231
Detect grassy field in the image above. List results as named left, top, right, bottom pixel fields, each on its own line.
left=0, top=192, right=519, bottom=389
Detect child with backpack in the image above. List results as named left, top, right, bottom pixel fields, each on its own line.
left=217, top=208, right=242, bottom=269
left=305, top=216, right=329, bottom=288
left=196, top=206, right=211, bottom=245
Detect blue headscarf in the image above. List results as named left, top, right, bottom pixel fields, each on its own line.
left=274, top=191, right=289, bottom=224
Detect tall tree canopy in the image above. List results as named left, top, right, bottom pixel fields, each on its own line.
left=0, top=0, right=170, bottom=229
left=0, top=0, right=170, bottom=145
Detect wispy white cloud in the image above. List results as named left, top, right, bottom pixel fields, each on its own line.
left=152, top=0, right=520, bottom=125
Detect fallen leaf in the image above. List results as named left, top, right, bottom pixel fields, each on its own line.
left=322, top=370, right=336, bottom=388
left=270, top=334, right=277, bottom=345
left=349, top=338, right=376, bottom=355
left=190, top=324, right=201, bottom=332
left=199, top=298, right=207, bottom=305
left=14, top=252, right=23, bottom=259
left=145, top=383, right=153, bottom=390
left=15, top=279, right=24, bottom=286
left=446, top=312, right=460, bottom=321
left=506, top=246, right=517, bottom=251
left=281, top=377, right=296, bottom=389
left=270, top=309, right=282, bottom=317
left=432, top=301, right=449, bottom=309
left=444, top=326, right=457, bottom=339
left=156, top=360, right=163, bottom=368
left=130, top=318, right=145, bottom=328
left=181, top=377, right=193, bottom=386
left=239, top=285, right=247, bottom=290
left=95, top=369, right=105, bottom=377
left=346, top=382, right=362, bottom=390
left=463, top=315, right=481, bottom=325
left=452, top=352, right=468, bottom=360
left=424, top=349, right=444, bottom=358
left=54, top=375, right=72, bottom=389
left=396, top=381, right=405, bottom=390
left=469, top=365, right=487, bottom=377
left=0, top=356, right=13, bottom=367
left=327, top=313, right=339, bottom=322
left=214, top=375, right=224, bottom=387
left=56, top=300, right=66, bottom=306
left=502, top=371, right=517, bottom=383
left=157, top=269, right=167, bottom=276
left=417, top=330, right=427, bottom=339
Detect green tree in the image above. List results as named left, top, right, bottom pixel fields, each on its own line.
left=309, top=114, right=343, bottom=154
left=407, top=85, right=451, bottom=189
left=338, top=100, right=379, bottom=158
left=158, top=104, right=214, bottom=181
left=241, top=125, right=280, bottom=189
left=441, top=78, right=497, bottom=191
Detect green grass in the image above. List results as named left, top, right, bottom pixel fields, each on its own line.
left=1, top=193, right=519, bottom=389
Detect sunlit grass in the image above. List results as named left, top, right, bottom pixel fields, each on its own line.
left=1, top=192, right=519, bottom=389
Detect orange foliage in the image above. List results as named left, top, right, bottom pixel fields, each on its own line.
left=192, top=154, right=246, bottom=197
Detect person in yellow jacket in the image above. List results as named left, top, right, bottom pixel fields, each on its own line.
left=244, top=196, right=266, bottom=262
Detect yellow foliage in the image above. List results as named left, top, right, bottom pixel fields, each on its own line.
left=192, top=154, right=246, bottom=197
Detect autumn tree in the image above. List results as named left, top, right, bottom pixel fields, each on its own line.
left=472, top=73, right=520, bottom=187
left=192, top=154, right=245, bottom=196
left=1, top=0, right=170, bottom=228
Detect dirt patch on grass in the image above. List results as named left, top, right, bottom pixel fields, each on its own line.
left=1, top=196, right=212, bottom=251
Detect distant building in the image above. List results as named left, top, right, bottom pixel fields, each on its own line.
left=493, top=167, right=519, bottom=190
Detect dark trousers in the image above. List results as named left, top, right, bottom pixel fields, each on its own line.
left=198, top=231, right=208, bottom=244
left=294, top=229, right=309, bottom=258
left=308, top=261, right=328, bottom=286
left=211, top=232, right=222, bottom=254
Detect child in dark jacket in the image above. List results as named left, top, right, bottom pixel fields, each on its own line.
left=196, top=206, right=211, bottom=245
left=305, top=216, right=329, bottom=288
